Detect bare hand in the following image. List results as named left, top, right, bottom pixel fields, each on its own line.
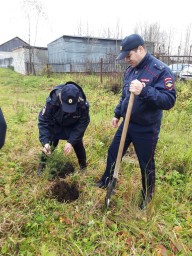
left=64, top=142, right=73, bottom=155
left=129, top=79, right=145, bottom=95
left=111, top=117, right=119, bottom=128
left=42, top=143, right=51, bottom=156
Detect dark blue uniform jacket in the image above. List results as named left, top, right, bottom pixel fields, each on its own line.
left=114, top=52, right=176, bottom=125
left=38, top=82, right=90, bottom=146
left=0, top=108, right=7, bottom=149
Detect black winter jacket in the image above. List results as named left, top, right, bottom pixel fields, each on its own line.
left=38, top=82, right=90, bottom=146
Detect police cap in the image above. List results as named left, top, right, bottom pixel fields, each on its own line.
left=61, top=84, right=80, bottom=113
left=116, top=34, right=145, bottom=61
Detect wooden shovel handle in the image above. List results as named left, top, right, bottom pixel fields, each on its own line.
left=113, top=92, right=135, bottom=179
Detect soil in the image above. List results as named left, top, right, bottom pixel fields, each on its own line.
left=50, top=180, right=79, bottom=203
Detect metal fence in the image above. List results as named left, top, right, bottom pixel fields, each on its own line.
left=46, top=54, right=192, bottom=85
left=156, top=55, right=192, bottom=65
left=48, top=54, right=192, bottom=74
left=48, top=59, right=127, bottom=74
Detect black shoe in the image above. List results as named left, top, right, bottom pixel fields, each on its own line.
left=80, top=163, right=87, bottom=172
left=95, top=178, right=110, bottom=189
left=139, top=195, right=152, bottom=210
left=37, top=162, right=46, bottom=176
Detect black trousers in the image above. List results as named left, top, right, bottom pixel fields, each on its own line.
left=0, top=108, right=7, bottom=149
left=100, top=120, right=161, bottom=197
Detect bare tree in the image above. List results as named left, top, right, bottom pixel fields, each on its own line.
left=133, top=22, right=182, bottom=57
left=21, top=0, right=46, bottom=45
left=166, top=28, right=175, bottom=55
left=183, top=24, right=192, bottom=55
left=100, top=27, right=112, bottom=38
left=114, top=20, right=123, bottom=39
left=21, top=0, right=46, bottom=74
left=76, top=20, right=83, bottom=36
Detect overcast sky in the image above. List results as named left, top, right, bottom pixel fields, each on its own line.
left=1, top=0, right=192, bottom=49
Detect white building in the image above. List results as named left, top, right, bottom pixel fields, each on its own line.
left=0, top=37, right=48, bottom=75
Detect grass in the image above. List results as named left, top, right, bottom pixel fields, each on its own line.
left=0, top=68, right=191, bottom=256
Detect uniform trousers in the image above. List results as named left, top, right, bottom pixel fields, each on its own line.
left=101, top=120, right=161, bottom=197
left=40, top=126, right=87, bottom=168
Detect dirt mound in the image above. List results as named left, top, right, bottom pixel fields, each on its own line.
left=50, top=180, right=79, bottom=203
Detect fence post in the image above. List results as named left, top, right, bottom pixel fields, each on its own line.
left=177, top=46, right=181, bottom=63
left=189, top=45, right=192, bottom=63
left=100, top=58, right=103, bottom=84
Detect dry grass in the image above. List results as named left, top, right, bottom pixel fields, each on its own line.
left=0, top=68, right=191, bottom=255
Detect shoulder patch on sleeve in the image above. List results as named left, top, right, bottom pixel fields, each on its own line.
left=42, top=106, right=46, bottom=115
left=164, top=77, right=174, bottom=90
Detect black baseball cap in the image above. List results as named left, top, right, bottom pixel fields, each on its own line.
left=61, top=84, right=80, bottom=113
left=116, top=34, right=145, bottom=60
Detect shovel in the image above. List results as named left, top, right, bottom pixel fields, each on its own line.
left=105, top=92, right=135, bottom=209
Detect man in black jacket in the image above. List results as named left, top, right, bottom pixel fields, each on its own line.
left=0, top=108, right=7, bottom=149
left=96, top=34, right=176, bottom=209
left=37, top=81, right=90, bottom=175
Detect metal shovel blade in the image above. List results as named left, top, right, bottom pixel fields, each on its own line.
left=105, top=178, right=117, bottom=209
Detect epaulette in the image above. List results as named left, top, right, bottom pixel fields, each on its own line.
left=154, top=63, right=165, bottom=71
left=46, top=89, right=60, bottom=106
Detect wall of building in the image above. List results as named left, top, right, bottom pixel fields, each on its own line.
left=24, top=48, right=48, bottom=74
left=0, top=51, right=13, bottom=67
left=12, top=47, right=48, bottom=75
left=12, top=48, right=26, bottom=74
left=48, top=36, right=121, bottom=72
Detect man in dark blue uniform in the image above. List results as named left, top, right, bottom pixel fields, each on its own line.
left=96, top=34, right=176, bottom=209
left=0, top=108, right=7, bottom=149
left=37, top=81, right=90, bottom=175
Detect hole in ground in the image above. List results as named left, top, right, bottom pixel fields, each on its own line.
left=49, top=180, right=79, bottom=203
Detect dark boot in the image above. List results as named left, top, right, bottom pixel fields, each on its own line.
left=37, top=154, right=47, bottom=176
left=139, top=190, right=152, bottom=210
left=37, top=162, right=46, bottom=176
left=95, top=177, right=110, bottom=189
left=79, top=159, right=87, bottom=172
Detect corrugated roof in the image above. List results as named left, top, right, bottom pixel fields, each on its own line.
left=48, top=35, right=122, bottom=45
